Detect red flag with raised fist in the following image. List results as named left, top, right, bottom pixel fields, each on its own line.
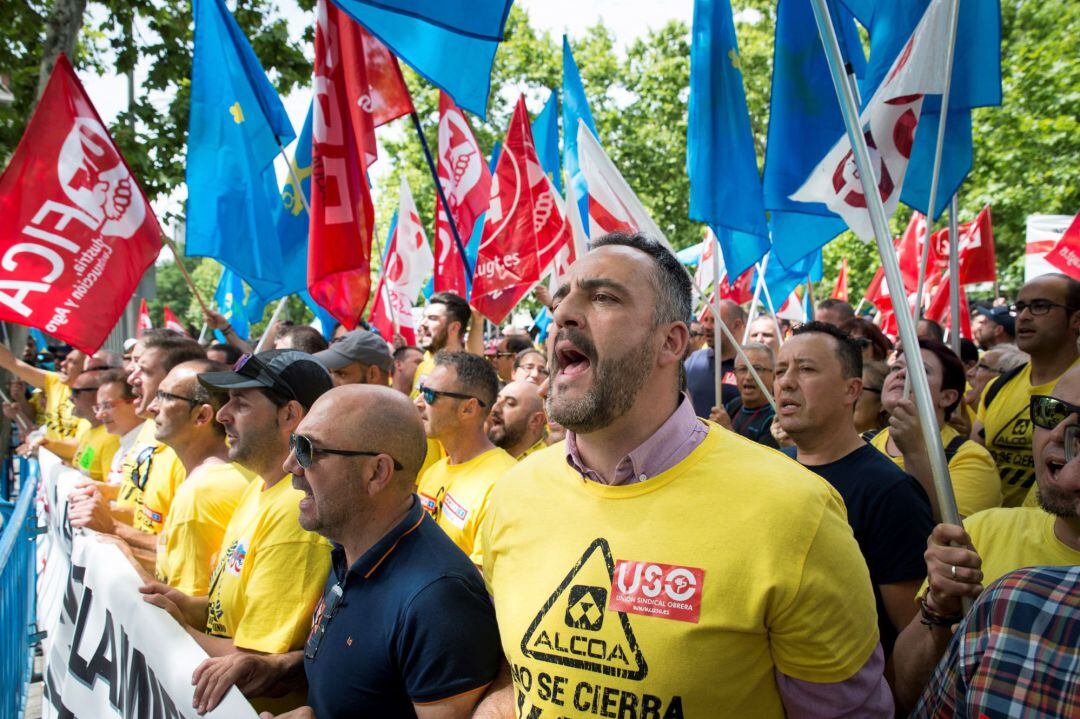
left=0, top=55, right=161, bottom=353
left=925, top=205, right=997, bottom=285
left=1044, top=211, right=1080, bottom=281
left=137, top=298, right=153, bottom=338
left=435, top=91, right=492, bottom=295
left=309, top=0, right=379, bottom=329
left=472, top=97, right=567, bottom=323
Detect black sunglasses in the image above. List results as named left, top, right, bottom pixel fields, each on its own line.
left=417, top=384, right=487, bottom=407
left=130, top=445, right=155, bottom=491
left=71, top=386, right=101, bottom=395
left=1030, top=395, right=1080, bottom=431
left=290, top=434, right=403, bottom=471
left=306, top=583, right=344, bottom=660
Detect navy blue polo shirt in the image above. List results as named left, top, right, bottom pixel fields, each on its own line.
left=304, top=496, right=501, bottom=718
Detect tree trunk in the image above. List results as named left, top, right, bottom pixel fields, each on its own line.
left=36, top=0, right=89, bottom=99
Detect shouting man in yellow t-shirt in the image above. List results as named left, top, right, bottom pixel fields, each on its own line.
left=473, top=232, right=891, bottom=718
left=0, top=342, right=85, bottom=444
left=415, top=352, right=515, bottom=566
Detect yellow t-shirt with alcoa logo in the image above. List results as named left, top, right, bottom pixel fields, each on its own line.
left=481, top=426, right=880, bottom=718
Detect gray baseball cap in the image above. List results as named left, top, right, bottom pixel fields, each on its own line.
left=313, top=330, right=393, bottom=373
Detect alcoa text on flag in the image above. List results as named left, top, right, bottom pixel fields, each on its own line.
left=370, top=176, right=434, bottom=344
left=472, top=96, right=569, bottom=324
left=790, top=0, right=953, bottom=241
left=435, top=91, right=492, bottom=296
left=0, top=55, right=161, bottom=353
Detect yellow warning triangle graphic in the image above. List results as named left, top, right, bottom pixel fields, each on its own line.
left=519, top=538, right=647, bottom=680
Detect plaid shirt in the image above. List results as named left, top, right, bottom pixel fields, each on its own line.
left=911, top=564, right=1080, bottom=718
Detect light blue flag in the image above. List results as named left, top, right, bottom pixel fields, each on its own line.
left=762, top=0, right=865, bottom=269
left=562, top=36, right=598, bottom=234
left=687, top=0, right=769, bottom=279
left=186, top=0, right=295, bottom=300
left=214, top=268, right=252, bottom=341
left=532, top=90, right=562, bottom=194
left=302, top=291, right=339, bottom=341
left=330, top=0, right=512, bottom=119
left=531, top=306, right=553, bottom=343
left=263, top=103, right=314, bottom=302
left=756, top=248, right=823, bottom=314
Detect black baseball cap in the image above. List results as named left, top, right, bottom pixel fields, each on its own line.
left=974, top=305, right=1016, bottom=338
left=198, top=349, right=332, bottom=410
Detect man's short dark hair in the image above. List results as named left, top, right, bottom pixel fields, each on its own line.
left=791, top=321, right=864, bottom=379
left=208, top=342, right=244, bottom=365
left=98, top=369, right=135, bottom=399
left=816, top=298, right=855, bottom=323
left=429, top=292, right=471, bottom=333
left=502, top=335, right=533, bottom=355
left=918, top=318, right=945, bottom=342
left=393, top=345, right=423, bottom=362
left=912, top=339, right=966, bottom=420
left=433, top=350, right=499, bottom=412
left=279, top=325, right=329, bottom=354
left=959, top=338, right=979, bottom=365
left=141, top=334, right=206, bottom=373
left=590, top=232, right=692, bottom=326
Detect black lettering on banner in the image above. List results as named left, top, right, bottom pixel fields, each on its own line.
left=520, top=538, right=647, bottom=681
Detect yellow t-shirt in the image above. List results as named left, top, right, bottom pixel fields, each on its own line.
left=72, top=423, right=121, bottom=482
left=116, top=420, right=187, bottom=533
left=482, top=427, right=880, bottom=717
left=205, top=474, right=331, bottom=654
left=417, top=437, right=446, bottom=485
left=919, top=508, right=1080, bottom=598
left=869, top=425, right=1002, bottom=517
left=517, top=437, right=548, bottom=460
left=410, top=351, right=436, bottom=399
left=977, top=360, right=1080, bottom=507
left=417, top=446, right=516, bottom=564
left=156, top=461, right=255, bottom=595
left=42, top=372, right=81, bottom=441
left=116, top=420, right=159, bottom=508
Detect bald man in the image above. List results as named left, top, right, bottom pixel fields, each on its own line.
left=487, top=381, right=547, bottom=459
left=189, top=385, right=501, bottom=719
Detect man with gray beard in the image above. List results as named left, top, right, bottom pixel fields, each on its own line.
left=472, top=232, right=891, bottom=718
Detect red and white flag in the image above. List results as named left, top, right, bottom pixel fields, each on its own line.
left=472, top=97, right=568, bottom=323
left=790, top=0, right=953, bottom=240
left=925, top=270, right=972, bottom=339
left=925, top=205, right=997, bottom=285
left=831, top=257, right=849, bottom=301
left=163, top=305, right=189, bottom=336
left=357, top=26, right=414, bottom=128
left=309, top=0, right=383, bottom=329
left=434, top=91, right=491, bottom=296
left=777, top=290, right=806, bottom=322
left=576, top=119, right=671, bottom=249
left=137, top=298, right=153, bottom=338
left=1044, top=211, right=1080, bottom=281
left=897, top=212, right=928, bottom=288
left=369, top=177, right=434, bottom=344
left=0, top=55, right=161, bottom=353
left=694, top=229, right=753, bottom=308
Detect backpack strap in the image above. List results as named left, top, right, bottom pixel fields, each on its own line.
left=982, top=362, right=1028, bottom=410
left=860, top=429, right=881, bottom=443
left=943, top=434, right=968, bottom=464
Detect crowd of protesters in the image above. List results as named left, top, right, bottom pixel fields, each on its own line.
left=3, top=232, right=1079, bottom=718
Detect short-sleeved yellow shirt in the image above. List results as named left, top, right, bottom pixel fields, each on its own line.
left=156, top=461, right=255, bottom=595
left=417, top=446, right=516, bottom=564
left=205, top=475, right=331, bottom=654
left=410, top=351, right=436, bottom=398
left=482, top=427, right=880, bottom=717
left=42, top=372, right=81, bottom=441
left=115, top=420, right=187, bottom=535
left=72, top=423, right=121, bottom=482
left=869, top=425, right=1002, bottom=517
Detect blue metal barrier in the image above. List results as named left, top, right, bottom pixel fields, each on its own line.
left=0, top=458, right=40, bottom=719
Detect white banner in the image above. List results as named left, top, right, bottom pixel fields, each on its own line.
left=1025, top=214, right=1076, bottom=282
left=34, top=450, right=258, bottom=719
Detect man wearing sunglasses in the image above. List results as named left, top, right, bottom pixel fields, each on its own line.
left=415, top=351, right=515, bottom=565
left=492, top=334, right=533, bottom=382
left=972, top=274, right=1080, bottom=507
left=893, top=365, right=1080, bottom=711
left=139, top=350, right=333, bottom=713
left=65, top=360, right=121, bottom=480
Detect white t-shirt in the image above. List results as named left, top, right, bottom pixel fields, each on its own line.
left=107, top=426, right=142, bottom=485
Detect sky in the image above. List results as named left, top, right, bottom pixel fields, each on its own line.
left=75, top=0, right=697, bottom=228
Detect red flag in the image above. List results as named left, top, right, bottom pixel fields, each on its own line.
left=357, top=27, right=414, bottom=127
left=434, top=91, right=492, bottom=295
left=137, top=298, right=153, bottom=339
left=831, top=258, right=849, bottom=301
left=472, top=97, right=568, bottom=323
left=1044, top=211, right=1080, bottom=280
left=925, top=270, right=972, bottom=339
left=0, top=55, right=161, bottom=353
left=897, top=212, right=928, bottom=289
left=309, top=0, right=379, bottom=329
left=162, top=305, right=189, bottom=336
left=925, top=205, right=997, bottom=285
left=720, top=267, right=755, bottom=305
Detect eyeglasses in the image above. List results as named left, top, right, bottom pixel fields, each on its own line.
left=734, top=365, right=773, bottom=375
left=689, top=331, right=704, bottom=338
left=155, top=390, right=201, bottom=406
left=515, top=363, right=550, bottom=377
left=130, top=445, right=155, bottom=491
left=1011, top=300, right=1074, bottom=317
left=1030, top=395, right=1080, bottom=431
left=976, top=362, right=1002, bottom=375
left=93, top=398, right=134, bottom=413
left=290, top=433, right=403, bottom=470
left=305, top=583, right=344, bottom=660
left=417, top=384, right=486, bottom=407
left=70, top=386, right=100, bottom=396
left=493, top=352, right=516, bottom=359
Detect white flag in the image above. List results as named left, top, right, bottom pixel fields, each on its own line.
left=694, top=228, right=727, bottom=289
left=790, top=0, right=952, bottom=240
left=576, top=119, right=671, bottom=250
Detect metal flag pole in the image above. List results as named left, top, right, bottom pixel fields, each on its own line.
left=948, top=195, right=962, bottom=355
left=911, top=0, right=961, bottom=324
left=743, top=253, right=769, bottom=343
left=276, top=139, right=311, bottom=215
left=254, top=297, right=289, bottom=353
left=409, top=111, right=474, bottom=279
left=711, top=235, right=724, bottom=410
left=755, top=262, right=785, bottom=347
left=854, top=297, right=866, bottom=315
left=809, top=0, right=963, bottom=533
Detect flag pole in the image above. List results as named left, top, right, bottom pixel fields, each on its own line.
left=711, top=236, right=724, bottom=409
left=948, top=195, right=962, bottom=355
left=755, top=264, right=785, bottom=347
left=809, top=0, right=963, bottom=535
left=743, top=254, right=768, bottom=343
left=804, top=275, right=816, bottom=315
left=162, top=236, right=212, bottom=317
left=855, top=297, right=866, bottom=315
left=254, top=297, right=289, bottom=353
left=372, top=223, right=399, bottom=333
left=408, top=111, right=473, bottom=279
left=911, top=0, right=961, bottom=323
